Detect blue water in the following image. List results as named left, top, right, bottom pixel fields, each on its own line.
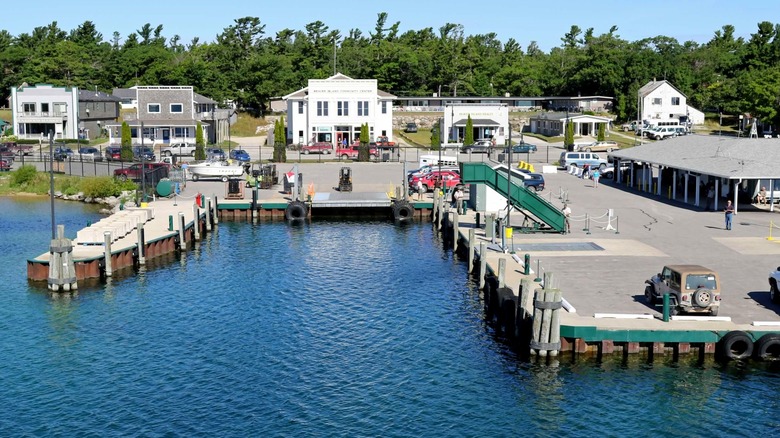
left=1, top=198, right=778, bottom=436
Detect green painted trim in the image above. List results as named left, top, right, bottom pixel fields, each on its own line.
left=261, top=203, right=289, bottom=209
left=414, top=202, right=434, bottom=209
left=561, top=324, right=780, bottom=343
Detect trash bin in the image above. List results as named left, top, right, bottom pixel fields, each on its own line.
left=382, top=153, right=390, bottom=162
left=498, top=153, right=506, bottom=163
left=228, top=179, right=241, bottom=195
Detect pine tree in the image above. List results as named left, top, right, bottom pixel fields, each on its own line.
left=194, top=122, right=206, bottom=160
left=565, top=120, right=575, bottom=151
left=464, top=115, right=474, bottom=145
left=120, top=122, right=133, bottom=161
left=431, top=123, right=440, bottom=150
left=597, top=123, right=606, bottom=142
left=357, top=123, right=370, bottom=161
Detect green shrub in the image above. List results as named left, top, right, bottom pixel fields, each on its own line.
left=10, top=165, right=39, bottom=186
left=79, top=176, right=126, bottom=198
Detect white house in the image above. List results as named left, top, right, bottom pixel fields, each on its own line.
left=441, top=103, right=509, bottom=144
left=10, top=83, right=79, bottom=140
left=283, top=73, right=396, bottom=146
left=638, top=79, right=704, bottom=126
left=529, top=112, right=612, bottom=137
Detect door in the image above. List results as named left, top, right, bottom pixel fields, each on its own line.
left=162, top=129, right=170, bottom=143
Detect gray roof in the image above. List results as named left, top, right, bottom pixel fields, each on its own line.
left=638, top=80, right=686, bottom=98
left=112, top=88, right=136, bottom=99
left=79, top=90, right=121, bottom=102
left=194, top=92, right=216, bottom=104
left=610, top=135, right=780, bottom=179
left=454, top=118, right=498, bottom=126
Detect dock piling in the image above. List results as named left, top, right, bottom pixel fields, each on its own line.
left=530, top=272, right=563, bottom=357
left=103, top=231, right=113, bottom=277
left=467, top=229, right=475, bottom=272
left=212, top=196, right=219, bottom=224
left=137, top=222, right=146, bottom=265
left=192, top=203, right=200, bottom=241
left=453, top=212, right=459, bottom=251
left=479, top=242, right=487, bottom=290
left=205, top=198, right=212, bottom=232
left=178, top=212, right=186, bottom=250
left=498, top=258, right=506, bottom=288
left=47, top=225, right=77, bottom=291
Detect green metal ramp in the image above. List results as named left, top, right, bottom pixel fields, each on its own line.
left=460, top=162, right=565, bottom=233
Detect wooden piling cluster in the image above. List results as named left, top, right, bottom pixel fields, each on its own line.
left=47, top=225, right=77, bottom=291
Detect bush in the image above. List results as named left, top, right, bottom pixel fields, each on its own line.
left=79, top=176, right=130, bottom=198
left=10, top=165, right=39, bottom=186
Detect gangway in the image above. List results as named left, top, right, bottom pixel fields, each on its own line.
left=460, top=162, right=566, bottom=233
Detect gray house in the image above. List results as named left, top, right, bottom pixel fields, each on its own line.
left=78, top=90, right=121, bottom=140
left=107, top=86, right=228, bottom=145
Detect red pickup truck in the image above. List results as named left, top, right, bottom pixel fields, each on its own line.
left=114, top=162, right=169, bottom=181
left=371, top=136, right=396, bottom=150
left=336, top=143, right=377, bottom=160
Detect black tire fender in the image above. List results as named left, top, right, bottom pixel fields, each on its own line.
left=392, top=201, right=414, bottom=223
left=285, top=200, right=308, bottom=221
left=718, top=330, right=754, bottom=361
left=754, top=333, right=780, bottom=361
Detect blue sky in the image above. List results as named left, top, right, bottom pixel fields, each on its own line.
left=3, top=0, right=774, bottom=52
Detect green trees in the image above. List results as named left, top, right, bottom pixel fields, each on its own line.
left=273, top=117, right=287, bottom=163
left=358, top=123, right=370, bottom=161
left=564, top=120, right=574, bottom=150
left=464, top=115, right=474, bottom=145
left=430, top=122, right=441, bottom=150
left=194, top=122, right=206, bottom=160
left=120, top=122, right=133, bottom=161
left=597, top=123, right=606, bottom=142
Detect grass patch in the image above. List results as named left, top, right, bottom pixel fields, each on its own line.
left=397, top=128, right=433, bottom=147
left=231, top=112, right=271, bottom=137
left=0, top=165, right=136, bottom=196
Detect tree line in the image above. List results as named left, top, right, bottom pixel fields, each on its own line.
left=2, top=13, right=780, bottom=124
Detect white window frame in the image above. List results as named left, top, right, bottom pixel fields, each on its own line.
left=358, top=101, right=370, bottom=116
left=671, top=97, right=680, bottom=106
left=652, top=98, right=662, bottom=105
left=317, top=101, right=329, bottom=116
left=148, top=103, right=161, bottom=113
left=298, top=101, right=304, bottom=114
left=381, top=101, right=387, bottom=114
left=174, top=127, right=190, bottom=138
left=170, top=103, right=184, bottom=113
left=22, top=103, right=35, bottom=113
left=338, top=101, right=349, bottom=116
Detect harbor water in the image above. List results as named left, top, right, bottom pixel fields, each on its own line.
left=1, top=198, right=778, bottom=436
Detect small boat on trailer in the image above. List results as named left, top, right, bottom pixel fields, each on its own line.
left=186, top=160, right=247, bottom=182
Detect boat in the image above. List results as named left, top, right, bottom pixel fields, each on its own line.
left=185, top=160, right=247, bottom=182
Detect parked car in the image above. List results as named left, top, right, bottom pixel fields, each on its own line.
left=300, top=142, right=333, bottom=155
left=505, top=142, right=538, bottom=154
left=674, top=126, right=689, bottom=136
left=407, top=165, right=460, bottom=183
left=0, top=158, right=12, bottom=171
left=53, top=146, right=74, bottom=161
left=404, top=123, right=418, bottom=133
left=77, top=147, right=103, bottom=161
left=105, top=146, right=122, bottom=161
left=113, top=162, right=169, bottom=182
left=768, top=267, right=780, bottom=303
left=409, top=170, right=461, bottom=193
left=518, top=172, right=546, bottom=191
left=461, top=140, right=493, bottom=154
left=161, top=142, right=196, bottom=157
left=229, top=149, right=251, bottom=163
left=206, top=148, right=226, bottom=161
left=574, top=141, right=619, bottom=153
left=646, top=127, right=678, bottom=140
left=0, top=146, right=16, bottom=161
left=132, top=146, right=156, bottom=162
left=645, top=265, right=721, bottom=316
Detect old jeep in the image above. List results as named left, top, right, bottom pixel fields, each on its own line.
left=645, top=265, right=721, bottom=316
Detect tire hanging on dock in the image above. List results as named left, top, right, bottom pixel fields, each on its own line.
left=285, top=200, right=308, bottom=221
left=717, top=330, right=754, bottom=361
left=392, top=201, right=414, bottom=223
left=753, top=333, right=780, bottom=361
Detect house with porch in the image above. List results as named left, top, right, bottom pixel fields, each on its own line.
left=638, top=79, right=704, bottom=126
left=283, top=73, right=396, bottom=146
left=441, top=103, right=509, bottom=144
left=529, top=112, right=612, bottom=138
left=10, top=83, right=79, bottom=140
left=107, top=86, right=226, bottom=145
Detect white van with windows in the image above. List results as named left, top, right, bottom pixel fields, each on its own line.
left=559, top=152, right=608, bottom=171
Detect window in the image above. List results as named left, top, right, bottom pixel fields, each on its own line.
left=317, top=101, right=329, bottom=116
left=671, top=97, right=680, bottom=106
left=358, top=101, right=370, bottom=116
left=53, top=103, right=67, bottom=115
left=170, top=103, right=183, bottom=113
left=652, top=98, right=662, bottom=105
left=23, top=103, right=35, bottom=113
left=338, top=101, right=349, bottom=116
left=381, top=101, right=387, bottom=114
left=298, top=102, right=304, bottom=114
left=148, top=104, right=161, bottom=113
left=174, top=127, right=190, bottom=138
left=41, top=103, right=49, bottom=114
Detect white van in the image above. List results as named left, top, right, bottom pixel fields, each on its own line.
left=419, top=154, right=458, bottom=168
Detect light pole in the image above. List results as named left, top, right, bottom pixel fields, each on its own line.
left=48, top=129, right=55, bottom=239
left=140, top=122, right=146, bottom=202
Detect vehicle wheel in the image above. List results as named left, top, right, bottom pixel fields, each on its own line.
left=585, top=148, right=592, bottom=152
left=644, top=285, right=656, bottom=305
left=770, top=280, right=780, bottom=303
left=534, top=185, right=542, bottom=192
left=304, top=149, right=310, bottom=155
left=191, top=151, right=196, bottom=157
left=607, top=148, right=614, bottom=153
left=718, top=330, right=754, bottom=361
left=599, top=164, right=607, bottom=171
left=570, top=164, right=578, bottom=169
left=341, top=154, right=349, bottom=160
left=370, top=154, right=377, bottom=160
left=192, top=174, right=199, bottom=182
left=754, top=333, right=780, bottom=360
left=221, top=176, right=229, bottom=182
left=421, top=184, right=429, bottom=194
left=118, top=174, right=128, bottom=182
left=163, top=151, right=171, bottom=157
left=325, top=149, right=331, bottom=155
left=693, top=288, right=713, bottom=308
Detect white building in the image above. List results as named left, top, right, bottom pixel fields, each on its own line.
left=529, top=112, right=612, bottom=137
left=283, top=73, right=396, bottom=146
left=10, top=83, right=79, bottom=140
left=638, top=80, right=704, bottom=126
left=441, top=103, right=509, bottom=144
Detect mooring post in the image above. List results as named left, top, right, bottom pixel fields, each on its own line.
left=205, top=197, right=212, bottom=232
left=103, top=231, right=113, bottom=277
left=212, top=196, right=219, bottom=225
left=437, top=196, right=444, bottom=230
left=137, top=222, right=146, bottom=265
left=486, top=213, right=495, bottom=240
left=479, top=242, right=487, bottom=290
left=452, top=212, right=459, bottom=251
left=549, top=289, right=563, bottom=358
left=468, top=229, right=476, bottom=273
left=168, top=214, right=174, bottom=231
left=192, top=203, right=200, bottom=241
left=178, top=212, right=186, bottom=250
left=252, top=186, right=258, bottom=220
left=498, top=258, right=506, bottom=289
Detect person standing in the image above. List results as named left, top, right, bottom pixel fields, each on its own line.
left=416, top=179, right=424, bottom=201
left=724, top=200, right=735, bottom=230
left=592, top=168, right=600, bottom=188
left=453, top=187, right=464, bottom=213
left=562, top=203, right=572, bottom=234
left=706, top=184, right=715, bottom=211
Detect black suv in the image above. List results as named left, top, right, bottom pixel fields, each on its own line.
left=404, top=123, right=418, bottom=133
